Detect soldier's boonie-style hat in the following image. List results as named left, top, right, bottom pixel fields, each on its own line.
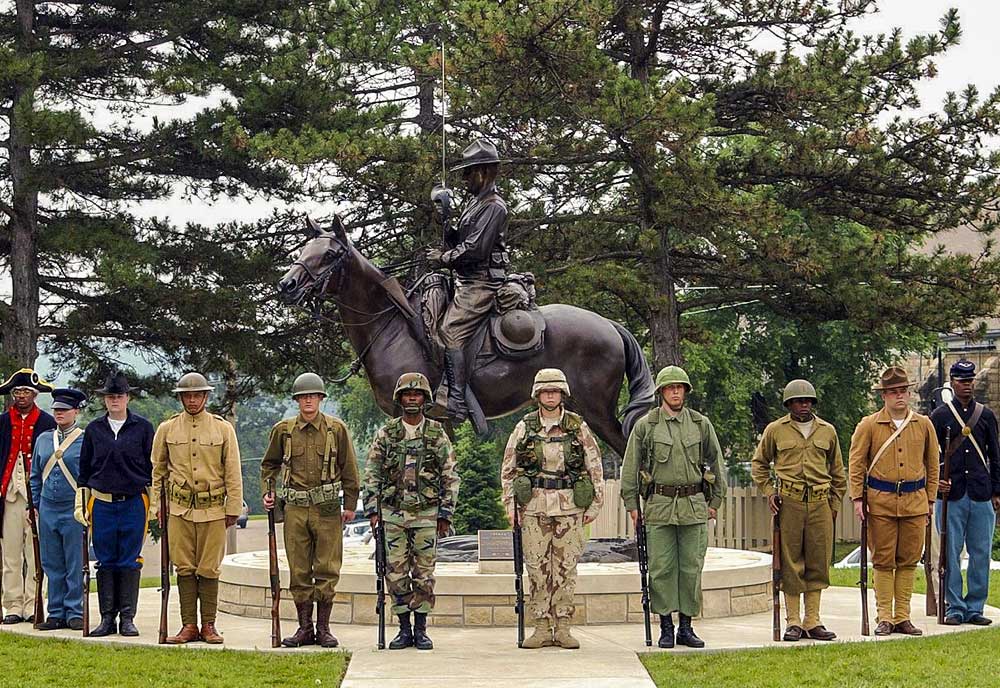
left=97, top=371, right=131, bottom=395
left=450, top=139, right=503, bottom=172
left=0, top=368, right=54, bottom=395
left=949, top=360, right=976, bottom=380
left=872, top=366, right=913, bottom=391
left=51, top=388, right=87, bottom=410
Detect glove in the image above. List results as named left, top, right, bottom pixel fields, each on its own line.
left=74, top=488, right=90, bottom=527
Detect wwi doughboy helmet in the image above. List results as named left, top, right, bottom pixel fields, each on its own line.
left=393, top=372, right=432, bottom=402
left=291, top=372, right=327, bottom=398
left=531, top=368, right=570, bottom=398
left=654, top=366, right=692, bottom=395
left=782, top=379, right=818, bottom=406
left=171, top=372, right=213, bottom=394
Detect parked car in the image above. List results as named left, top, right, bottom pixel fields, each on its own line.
left=834, top=545, right=1000, bottom=570
left=237, top=500, right=249, bottom=528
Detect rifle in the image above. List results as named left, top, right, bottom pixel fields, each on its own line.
left=158, top=479, right=170, bottom=644
left=859, top=487, right=870, bottom=636
left=772, top=508, right=781, bottom=642
left=374, top=489, right=387, bottom=650
left=266, top=486, right=282, bottom=648
left=512, top=506, right=525, bottom=648
left=937, top=425, right=952, bottom=624
left=24, top=459, right=44, bottom=629
left=82, top=521, right=90, bottom=636
left=636, top=496, right=652, bottom=647
left=924, top=512, right=937, bottom=616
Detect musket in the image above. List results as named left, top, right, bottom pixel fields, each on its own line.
left=772, top=508, right=782, bottom=642
left=24, top=465, right=45, bottom=629
left=937, top=425, right=952, bottom=624
left=859, top=486, right=870, bottom=636
left=374, top=488, right=387, bottom=650
left=636, top=493, right=652, bottom=647
left=924, top=509, right=937, bottom=616
left=266, top=484, right=282, bottom=648
left=158, top=478, right=171, bottom=644
left=512, top=505, right=525, bottom=648
left=82, top=520, right=90, bottom=636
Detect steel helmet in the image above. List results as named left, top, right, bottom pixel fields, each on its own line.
left=654, top=366, right=692, bottom=395
left=531, top=368, right=570, bottom=398
left=291, top=372, right=327, bottom=398
left=171, top=372, right=213, bottom=394
left=782, top=379, right=818, bottom=406
left=393, top=372, right=433, bottom=401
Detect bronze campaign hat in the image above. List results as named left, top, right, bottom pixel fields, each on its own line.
left=449, top=139, right=504, bottom=172
left=872, top=366, right=914, bottom=391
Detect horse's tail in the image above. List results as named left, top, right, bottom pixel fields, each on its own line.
left=611, top=321, right=655, bottom=439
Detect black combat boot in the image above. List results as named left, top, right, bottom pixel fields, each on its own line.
left=676, top=613, right=705, bottom=648
left=117, top=568, right=141, bottom=636
left=389, top=612, right=414, bottom=649
left=314, top=601, right=339, bottom=648
left=657, top=614, right=674, bottom=649
left=443, top=349, right=469, bottom=423
left=89, top=568, right=118, bottom=637
left=413, top=612, right=433, bottom=650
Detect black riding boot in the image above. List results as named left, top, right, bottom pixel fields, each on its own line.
left=90, top=569, right=118, bottom=637
left=676, top=613, right=705, bottom=648
left=117, top=568, right=141, bottom=636
left=443, top=348, right=469, bottom=423
left=657, top=613, right=674, bottom=649
left=389, top=612, right=414, bottom=650
left=413, top=612, right=433, bottom=650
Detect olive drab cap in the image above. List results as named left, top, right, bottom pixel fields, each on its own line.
left=531, top=368, right=570, bottom=398
left=654, top=365, right=692, bottom=394
left=393, top=372, right=433, bottom=401
left=171, top=371, right=213, bottom=394
left=291, top=372, right=327, bottom=398
left=782, top=379, right=817, bottom=406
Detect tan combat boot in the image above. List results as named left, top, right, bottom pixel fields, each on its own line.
left=166, top=575, right=200, bottom=644
left=553, top=620, right=580, bottom=649
left=521, top=620, right=553, bottom=649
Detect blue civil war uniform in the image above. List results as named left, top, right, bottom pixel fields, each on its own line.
left=930, top=360, right=1000, bottom=624
left=30, top=426, right=85, bottom=623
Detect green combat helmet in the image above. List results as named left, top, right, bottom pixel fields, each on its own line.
left=782, top=379, right=817, bottom=406
left=394, top=372, right=432, bottom=414
left=171, top=372, right=213, bottom=394
left=531, top=368, right=571, bottom=398
left=291, top=372, right=327, bottom=398
left=654, top=365, right=692, bottom=394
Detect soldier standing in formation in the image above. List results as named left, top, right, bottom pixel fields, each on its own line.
left=76, top=371, right=155, bottom=637
left=29, top=388, right=88, bottom=631
left=751, top=380, right=846, bottom=641
left=261, top=373, right=360, bottom=649
left=501, top=369, right=605, bottom=649
left=621, top=366, right=726, bottom=649
left=0, top=369, right=56, bottom=624
left=849, top=366, right=939, bottom=636
left=364, top=372, right=460, bottom=650
left=929, top=360, right=1000, bottom=626
left=152, top=372, right=244, bottom=644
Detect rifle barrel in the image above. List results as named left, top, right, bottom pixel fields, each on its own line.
left=82, top=524, right=91, bottom=636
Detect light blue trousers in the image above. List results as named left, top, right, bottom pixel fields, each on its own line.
left=935, top=495, right=996, bottom=621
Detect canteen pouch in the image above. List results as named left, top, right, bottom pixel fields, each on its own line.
left=572, top=476, right=595, bottom=509
left=513, top=475, right=533, bottom=505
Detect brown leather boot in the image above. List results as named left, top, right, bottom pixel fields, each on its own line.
left=198, top=578, right=223, bottom=644
left=314, top=601, right=339, bottom=648
left=282, top=601, right=315, bottom=648
left=200, top=622, right=224, bottom=644
left=165, top=624, right=201, bottom=644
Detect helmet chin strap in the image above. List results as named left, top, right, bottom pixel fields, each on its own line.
left=402, top=404, right=423, bottom=415
left=539, top=401, right=561, bottom=412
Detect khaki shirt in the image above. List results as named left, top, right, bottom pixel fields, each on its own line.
left=751, top=414, right=847, bottom=507
left=848, top=407, right=940, bottom=517
left=501, top=410, right=605, bottom=520
left=260, top=413, right=360, bottom=512
left=152, top=411, right=243, bottom=522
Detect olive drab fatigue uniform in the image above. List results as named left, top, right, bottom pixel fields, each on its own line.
left=260, top=413, right=360, bottom=604
left=751, top=415, right=847, bottom=628
left=848, top=409, right=939, bottom=625
left=363, top=417, right=460, bottom=615
left=152, top=411, right=243, bottom=626
left=501, top=410, right=604, bottom=624
left=621, top=406, right=726, bottom=617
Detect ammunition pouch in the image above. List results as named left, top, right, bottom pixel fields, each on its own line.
left=572, top=475, right=595, bottom=509
left=778, top=481, right=831, bottom=503
left=512, top=475, right=533, bottom=506
left=168, top=482, right=227, bottom=510
left=277, top=481, right=342, bottom=508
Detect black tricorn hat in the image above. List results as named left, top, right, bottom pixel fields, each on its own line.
left=97, top=371, right=131, bottom=395
left=0, top=368, right=54, bottom=395
left=449, top=139, right=503, bottom=171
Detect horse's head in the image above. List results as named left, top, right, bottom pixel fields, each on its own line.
left=278, top=215, right=352, bottom=305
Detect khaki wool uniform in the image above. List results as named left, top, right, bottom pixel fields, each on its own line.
left=751, top=415, right=847, bottom=628
left=152, top=411, right=243, bottom=625
left=621, top=406, right=726, bottom=617
left=501, top=410, right=604, bottom=623
left=363, top=417, right=460, bottom=615
left=848, top=408, right=939, bottom=625
left=260, top=413, right=360, bottom=604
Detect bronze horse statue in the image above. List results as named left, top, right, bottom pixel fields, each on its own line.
left=277, top=216, right=654, bottom=457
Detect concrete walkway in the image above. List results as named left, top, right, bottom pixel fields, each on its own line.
left=1, top=587, right=996, bottom=688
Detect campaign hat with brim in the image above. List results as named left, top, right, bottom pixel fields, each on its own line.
left=51, top=388, right=88, bottom=410
left=449, top=139, right=504, bottom=171
left=98, top=371, right=131, bottom=395
left=0, top=368, right=54, bottom=395
left=873, top=366, right=915, bottom=391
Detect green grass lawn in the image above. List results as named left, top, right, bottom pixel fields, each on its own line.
left=0, top=633, right=348, bottom=688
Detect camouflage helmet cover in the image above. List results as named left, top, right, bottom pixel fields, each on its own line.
left=171, top=372, right=213, bottom=394
left=782, top=379, right=818, bottom=406
left=393, top=372, right=433, bottom=401
left=291, top=372, right=327, bottom=398
left=654, top=365, right=692, bottom=394
left=531, top=368, right=570, bottom=398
